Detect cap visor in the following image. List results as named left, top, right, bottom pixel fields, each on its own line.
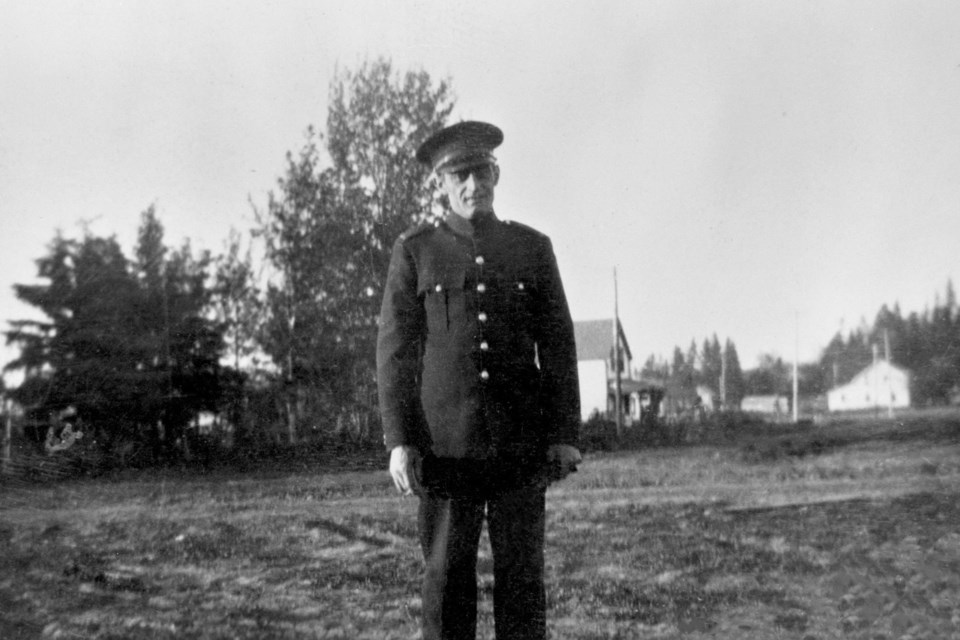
left=436, top=152, right=495, bottom=173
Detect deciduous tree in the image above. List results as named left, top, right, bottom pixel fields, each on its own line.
left=255, top=58, right=453, bottom=444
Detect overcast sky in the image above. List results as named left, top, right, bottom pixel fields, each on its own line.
left=2, top=0, right=959, bottom=384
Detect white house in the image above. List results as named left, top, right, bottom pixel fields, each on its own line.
left=575, top=319, right=629, bottom=420
left=574, top=319, right=662, bottom=423
left=827, top=360, right=911, bottom=412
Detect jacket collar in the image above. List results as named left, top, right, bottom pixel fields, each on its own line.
left=442, top=210, right=498, bottom=239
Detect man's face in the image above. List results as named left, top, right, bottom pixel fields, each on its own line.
left=438, top=162, right=499, bottom=219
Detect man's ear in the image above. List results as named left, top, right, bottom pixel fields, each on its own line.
left=492, top=164, right=501, bottom=186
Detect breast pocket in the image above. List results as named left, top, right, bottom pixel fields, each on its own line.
left=418, top=269, right=466, bottom=333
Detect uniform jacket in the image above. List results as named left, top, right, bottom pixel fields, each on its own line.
left=377, top=211, right=581, bottom=474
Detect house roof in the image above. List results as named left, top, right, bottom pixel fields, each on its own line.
left=574, top=318, right=632, bottom=362
left=837, top=359, right=910, bottom=389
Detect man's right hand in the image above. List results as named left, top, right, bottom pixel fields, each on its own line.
left=389, top=445, right=422, bottom=496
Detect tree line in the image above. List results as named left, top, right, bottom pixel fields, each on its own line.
left=641, top=280, right=960, bottom=412
left=3, top=58, right=453, bottom=464
left=818, top=281, right=960, bottom=406
left=639, top=336, right=747, bottom=414
left=633, top=280, right=960, bottom=417
left=5, top=58, right=959, bottom=467
left=755, top=282, right=960, bottom=406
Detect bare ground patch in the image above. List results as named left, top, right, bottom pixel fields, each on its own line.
left=2, top=416, right=960, bottom=639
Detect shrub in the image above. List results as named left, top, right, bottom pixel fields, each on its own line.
left=580, top=412, right=619, bottom=452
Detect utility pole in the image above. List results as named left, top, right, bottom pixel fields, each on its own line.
left=884, top=329, right=893, bottom=418
left=793, top=312, right=799, bottom=423
left=613, top=267, right=623, bottom=439
left=719, top=341, right=727, bottom=410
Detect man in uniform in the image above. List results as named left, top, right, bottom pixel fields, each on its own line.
left=376, top=120, right=582, bottom=640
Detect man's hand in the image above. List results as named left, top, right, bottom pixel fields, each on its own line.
left=389, top=445, right=422, bottom=496
left=546, top=444, right=582, bottom=480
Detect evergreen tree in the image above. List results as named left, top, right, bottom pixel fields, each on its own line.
left=5, top=208, right=223, bottom=460
left=724, top=338, right=745, bottom=408
left=815, top=280, right=960, bottom=406
left=663, top=345, right=697, bottom=414
left=920, top=281, right=959, bottom=404
left=820, top=332, right=847, bottom=389
left=639, top=354, right=669, bottom=382
left=685, top=339, right=699, bottom=387
left=797, top=362, right=829, bottom=397
left=700, top=334, right=723, bottom=399
left=7, top=233, right=142, bottom=446
left=745, top=353, right=790, bottom=396
left=152, top=233, right=222, bottom=457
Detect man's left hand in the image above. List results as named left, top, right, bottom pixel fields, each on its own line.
left=546, top=444, right=582, bottom=480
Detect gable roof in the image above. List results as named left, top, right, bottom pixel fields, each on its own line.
left=847, top=359, right=910, bottom=386
left=574, top=319, right=633, bottom=362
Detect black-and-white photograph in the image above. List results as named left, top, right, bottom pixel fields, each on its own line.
left=2, top=2, right=959, bottom=638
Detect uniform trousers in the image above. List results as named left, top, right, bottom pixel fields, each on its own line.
left=418, top=484, right=546, bottom=640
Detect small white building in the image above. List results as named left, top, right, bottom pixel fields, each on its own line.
left=696, top=385, right=716, bottom=412
left=827, top=360, right=911, bottom=412
left=740, top=394, right=789, bottom=416
left=573, top=318, right=663, bottom=424
left=575, top=319, right=632, bottom=420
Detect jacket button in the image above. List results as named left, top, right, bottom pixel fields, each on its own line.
left=435, top=284, right=442, bottom=292
left=480, top=341, right=489, bottom=351
left=480, top=370, right=490, bottom=381
left=478, top=312, right=488, bottom=322
left=476, top=283, right=486, bottom=293
left=475, top=255, right=485, bottom=265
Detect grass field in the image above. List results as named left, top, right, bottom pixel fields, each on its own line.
left=2, top=412, right=959, bottom=639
